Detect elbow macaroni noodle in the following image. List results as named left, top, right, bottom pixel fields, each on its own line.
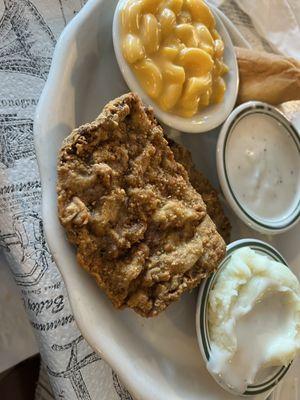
left=121, top=0, right=229, bottom=117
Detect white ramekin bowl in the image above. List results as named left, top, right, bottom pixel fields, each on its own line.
left=196, top=238, right=293, bottom=397
left=216, top=102, right=300, bottom=235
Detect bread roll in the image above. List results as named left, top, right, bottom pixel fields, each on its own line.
left=236, top=47, right=300, bottom=105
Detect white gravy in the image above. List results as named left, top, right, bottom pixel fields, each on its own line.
left=225, top=113, right=300, bottom=222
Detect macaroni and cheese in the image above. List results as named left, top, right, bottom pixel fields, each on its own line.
left=120, top=0, right=228, bottom=117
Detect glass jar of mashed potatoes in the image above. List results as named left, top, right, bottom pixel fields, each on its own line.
left=120, top=0, right=228, bottom=117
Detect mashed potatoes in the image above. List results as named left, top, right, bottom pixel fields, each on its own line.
left=208, top=247, right=300, bottom=393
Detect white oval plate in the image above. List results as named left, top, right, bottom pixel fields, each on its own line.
left=113, top=0, right=239, bottom=133
left=34, top=1, right=300, bottom=399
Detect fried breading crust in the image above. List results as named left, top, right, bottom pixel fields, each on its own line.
left=57, top=93, right=225, bottom=317
left=167, top=139, right=231, bottom=243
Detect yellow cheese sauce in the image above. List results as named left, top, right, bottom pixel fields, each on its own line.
left=120, top=0, right=228, bottom=117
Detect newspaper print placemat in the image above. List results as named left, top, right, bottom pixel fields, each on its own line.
left=0, top=0, right=288, bottom=399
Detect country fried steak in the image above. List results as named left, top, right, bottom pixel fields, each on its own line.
left=167, top=139, right=231, bottom=243
left=57, top=93, right=226, bottom=317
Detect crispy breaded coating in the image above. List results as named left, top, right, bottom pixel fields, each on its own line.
left=57, top=93, right=225, bottom=317
left=167, top=139, right=231, bottom=243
